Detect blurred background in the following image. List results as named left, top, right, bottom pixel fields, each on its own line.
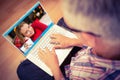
left=0, top=0, right=62, bottom=80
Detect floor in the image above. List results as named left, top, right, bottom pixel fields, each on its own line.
left=0, top=0, right=62, bottom=80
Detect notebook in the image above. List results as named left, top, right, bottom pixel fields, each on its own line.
left=3, top=1, right=77, bottom=76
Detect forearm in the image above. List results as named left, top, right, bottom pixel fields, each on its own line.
left=70, top=38, right=83, bottom=47
left=51, top=66, right=64, bottom=80
left=70, top=32, right=85, bottom=47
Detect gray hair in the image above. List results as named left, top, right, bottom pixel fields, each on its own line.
left=62, top=0, right=120, bottom=43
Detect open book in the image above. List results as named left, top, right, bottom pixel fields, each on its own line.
left=3, top=1, right=77, bottom=76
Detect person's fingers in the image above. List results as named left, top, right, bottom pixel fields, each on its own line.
left=38, top=48, right=45, bottom=55
left=50, top=34, right=62, bottom=39
left=44, top=47, right=56, bottom=55
left=51, top=34, right=59, bottom=36
left=50, top=39, right=63, bottom=48
left=44, top=47, right=51, bottom=53
left=51, top=48, right=56, bottom=54
left=53, top=45, right=63, bottom=49
left=38, top=48, right=49, bottom=61
left=38, top=52, right=43, bottom=59
left=50, top=40, right=60, bottom=45
left=50, top=34, right=57, bottom=39
left=38, top=50, right=44, bottom=60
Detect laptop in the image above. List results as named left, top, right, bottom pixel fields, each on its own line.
left=3, top=1, right=77, bottom=76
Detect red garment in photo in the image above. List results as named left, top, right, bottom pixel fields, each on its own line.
left=31, top=18, right=47, bottom=41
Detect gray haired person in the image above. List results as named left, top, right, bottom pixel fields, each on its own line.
left=39, top=0, right=120, bottom=80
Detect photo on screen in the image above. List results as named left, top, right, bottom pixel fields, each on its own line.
left=3, top=2, right=52, bottom=55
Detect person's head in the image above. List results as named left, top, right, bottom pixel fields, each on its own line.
left=15, top=22, right=35, bottom=42
left=61, top=0, right=120, bottom=59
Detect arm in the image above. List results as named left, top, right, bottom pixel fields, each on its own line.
left=38, top=48, right=64, bottom=80
left=51, top=65, right=64, bottom=80
left=50, top=32, right=84, bottom=49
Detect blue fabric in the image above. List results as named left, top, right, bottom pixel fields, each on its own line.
left=104, top=70, right=120, bottom=80
left=17, top=59, right=54, bottom=80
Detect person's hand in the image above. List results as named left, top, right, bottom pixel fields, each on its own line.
left=38, top=48, right=64, bottom=80
left=38, top=48, right=59, bottom=70
left=50, top=34, right=77, bottom=49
